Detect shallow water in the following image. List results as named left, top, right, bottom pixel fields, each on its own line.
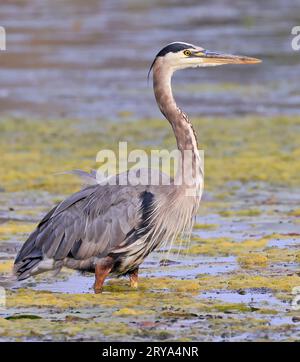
left=0, top=0, right=300, bottom=120
left=0, top=183, right=299, bottom=341
left=199, top=289, right=285, bottom=310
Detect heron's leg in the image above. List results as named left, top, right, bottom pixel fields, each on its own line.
left=94, top=257, right=114, bottom=294
left=129, top=267, right=139, bottom=288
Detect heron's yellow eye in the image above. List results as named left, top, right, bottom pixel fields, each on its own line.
left=183, top=50, right=191, bottom=56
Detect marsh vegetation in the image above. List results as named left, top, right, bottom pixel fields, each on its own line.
left=0, top=0, right=299, bottom=341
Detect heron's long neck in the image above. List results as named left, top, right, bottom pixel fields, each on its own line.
left=153, top=63, right=198, bottom=153
left=153, top=62, right=201, bottom=183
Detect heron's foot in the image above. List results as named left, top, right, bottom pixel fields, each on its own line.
left=129, top=268, right=139, bottom=289
left=94, top=257, right=114, bottom=294
left=93, top=284, right=103, bottom=294
left=130, top=280, right=138, bottom=289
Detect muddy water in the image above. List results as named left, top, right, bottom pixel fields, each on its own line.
left=0, top=0, right=300, bottom=120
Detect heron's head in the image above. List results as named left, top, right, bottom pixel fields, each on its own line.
left=149, top=42, right=261, bottom=75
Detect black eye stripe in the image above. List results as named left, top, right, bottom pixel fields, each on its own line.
left=156, top=43, right=196, bottom=58
left=148, top=43, right=197, bottom=80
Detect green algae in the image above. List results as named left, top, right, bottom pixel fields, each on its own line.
left=113, top=308, right=152, bottom=317
left=1, top=268, right=299, bottom=341
left=236, top=244, right=299, bottom=268
left=219, top=209, right=261, bottom=217
left=0, top=260, right=13, bottom=274
left=192, top=223, right=218, bottom=230
left=237, top=254, right=268, bottom=269
left=289, top=209, right=300, bottom=217
left=0, top=316, right=136, bottom=340
left=261, top=248, right=300, bottom=264
left=0, top=221, right=36, bottom=239
left=0, top=115, right=299, bottom=341
left=7, top=286, right=198, bottom=311
left=184, top=237, right=268, bottom=257
left=196, top=274, right=300, bottom=293
left=1, top=115, right=300, bottom=193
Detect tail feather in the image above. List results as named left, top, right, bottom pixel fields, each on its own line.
left=14, top=229, right=44, bottom=280
left=13, top=181, right=97, bottom=281
left=14, top=229, right=39, bottom=264
left=56, top=169, right=98, bottom=187
left=14, top=256, right=43, bottom=281
left=17, top=257, right=41, bottom=273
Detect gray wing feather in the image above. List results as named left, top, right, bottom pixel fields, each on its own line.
left=14, top=183, right=144, bottom=278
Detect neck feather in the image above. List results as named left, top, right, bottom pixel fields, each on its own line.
left=152, top=60, right=198, bottom=153
left=152, top=59, right=202, bottom=186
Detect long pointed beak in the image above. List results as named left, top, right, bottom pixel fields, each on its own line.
left=193, top=50, right=262, bottom=65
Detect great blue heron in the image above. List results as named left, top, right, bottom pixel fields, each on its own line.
left=14, top=42, right=260, bottom=293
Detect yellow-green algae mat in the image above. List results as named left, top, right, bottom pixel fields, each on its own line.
left=0, top=116, right=300, bottom=341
